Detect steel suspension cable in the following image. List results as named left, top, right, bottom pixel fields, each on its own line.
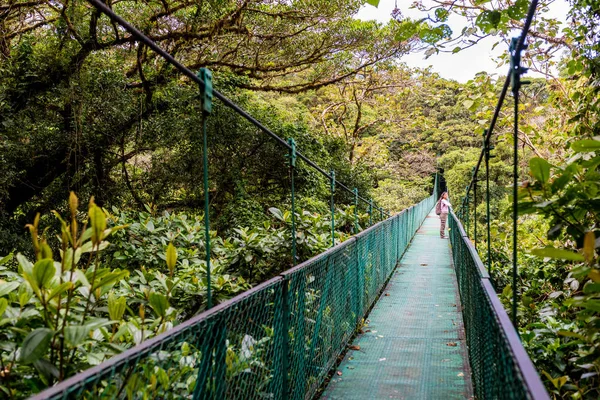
left=485, top=130, right=492, bottom=274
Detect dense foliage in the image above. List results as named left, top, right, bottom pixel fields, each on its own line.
left=2, top=0, right=600, bottom=397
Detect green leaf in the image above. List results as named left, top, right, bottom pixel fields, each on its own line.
left=0, top=281, right=20, bottom=297
left=33, top=258, right=56, bottom=288
left=571, top=139, right=600, bottom=152
left=166, top=242, right=177, bottom=274
left=531, top=247, right=585, bottom=261
left=0, top=254, right=13, bottom=265
left=582, top=299, right=600, bottom=312
left=583, top=282, right=600, bottom=294
left=435, top=8, right=449, bottom=22
left=33, top=358, right=60, bottom=381
left=476, top=10, right=502, bottom=33
left=149, top=292, right=169, bottom=318
left=16, top=253, right=33, bottom=275
left=507, top=0, right=528, bottom=19
left=19, top=328, right=53, bottom=364
left=529, top=157, right=551, bottom=184
left=557, top=330, right=585, bottom=339
left=268, top=207, right=284, bottom=222
left=64, top=325, right=89, bottom=347
left=364, top=0, right=379, bottom=6
left=0, top=298, right=7, bottom=317
left=95, top=270, right=129, bottom=289
left=89, top=200, right=107, bottom=245
left=108, top=292, right=127, bottom=321
left=462, top=99, right=474, bottom=110
left=48, top=282, right=73, bottom=301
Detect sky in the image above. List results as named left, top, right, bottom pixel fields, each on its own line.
left=356, top=0, right=572, bottom=82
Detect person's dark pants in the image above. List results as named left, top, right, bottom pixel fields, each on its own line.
left=440, top=212, right=448, bottom=238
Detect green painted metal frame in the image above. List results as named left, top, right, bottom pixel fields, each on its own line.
left=448, top=212, right=550, bottom=400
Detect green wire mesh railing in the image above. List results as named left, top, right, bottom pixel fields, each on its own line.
left=448, top=212, right=549, bottom=400
left=31, top=196, right=434, bottom=400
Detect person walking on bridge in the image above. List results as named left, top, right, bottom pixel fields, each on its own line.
left=439, top=192, right=451, bottom=239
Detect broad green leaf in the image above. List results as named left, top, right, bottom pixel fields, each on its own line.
left=33, top=358, right=60, bottom=381
left=364, top=0, right=379, bottom=6
left=507, top=0, right=528, bottom=19
left=19, top=328, right=53, bottom=364
left=40, top=242, right=53, bottom=260
left=0, top=281, right=20, bottom=297
left=108, top=292, right=127, bottom=321
left=529, top=157, right=551, bottom=184
left=583, top=231, right=595, bottom=263
left=268, top=207, right=284, bottom=222
left=435, top=8, right=449, bottom=21
left=89, top=199, right=107, bottom=245
left=531, top=247, right=584, bottom=261
left=19, top=287, right=32, bottom=307
left=80, top=241, right=109, bottom=253
left=571, top=139, right=600, bottom=152
left=582, top=299, right=600, bottom=312
left=166, top=243, right=177, bottom=274
left=95, top=270, right=129, bottom=289
left=583, top=282, right=600, bottom=294
left=0, top=254, right=13, bottom=265
left=557, top=330, right=585, bottom=339
left=16, top=253, right=33, bottom=275
left=76, top=269, right=91, bottom=288
left=0, top=298, right=7, bottom=316
left=48, top=282, right=73, bottom=301
left=69, top=191, right=79, bottom=215
left=476, top=10, right=502, bottom=33
left=149, top=292, right=169, bottom=318
left=64, top=325, right=89, bottom=346
left=33, top=259, right=55, bottom=288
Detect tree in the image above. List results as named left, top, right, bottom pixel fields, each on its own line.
left=0, top=0, right=413, bottom=218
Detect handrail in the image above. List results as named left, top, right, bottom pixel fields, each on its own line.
left=449, top=211, right=549, bottom=399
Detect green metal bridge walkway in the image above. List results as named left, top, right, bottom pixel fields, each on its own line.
left=321, top=210, right=472, bottom=399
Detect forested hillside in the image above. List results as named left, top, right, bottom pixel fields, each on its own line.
left=1, top=0, right=599, bottom=398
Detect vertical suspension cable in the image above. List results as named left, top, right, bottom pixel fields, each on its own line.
left=510, top=36, right=528, bottom=326
left=512, top=85, right=519, bottom=325
left=202, top=114, right=212, bottom=309
left=330, top=170, right=335, bottom=247
left=353, top=188, right=358, bottom=234
left=485, top=130, right=492, bottom=274
left=289, top=138, right=297, bottom=266
left=198, top=68, right=213, bottom=310
left=465, top=189, right=470, bottom=236
left=473, top=167, right=478, bottom=250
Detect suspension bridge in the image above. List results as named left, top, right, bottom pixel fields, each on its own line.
left=27, top=0, right=552, bottom=399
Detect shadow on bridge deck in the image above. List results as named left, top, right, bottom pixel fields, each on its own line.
left=321, top=210, right=473, bottom=399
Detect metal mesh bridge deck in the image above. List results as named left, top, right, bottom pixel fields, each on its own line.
left=321, top=210, right=473, bottom=399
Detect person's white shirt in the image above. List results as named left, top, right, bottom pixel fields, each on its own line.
left=441, top=199, right=451, bottom=213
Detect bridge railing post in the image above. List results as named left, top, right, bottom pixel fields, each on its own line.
left=198, top=68, right=213, bottom=310
left=288, top=138, right=297, bottom=266
left=330, top=170, right=335, bottom=247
